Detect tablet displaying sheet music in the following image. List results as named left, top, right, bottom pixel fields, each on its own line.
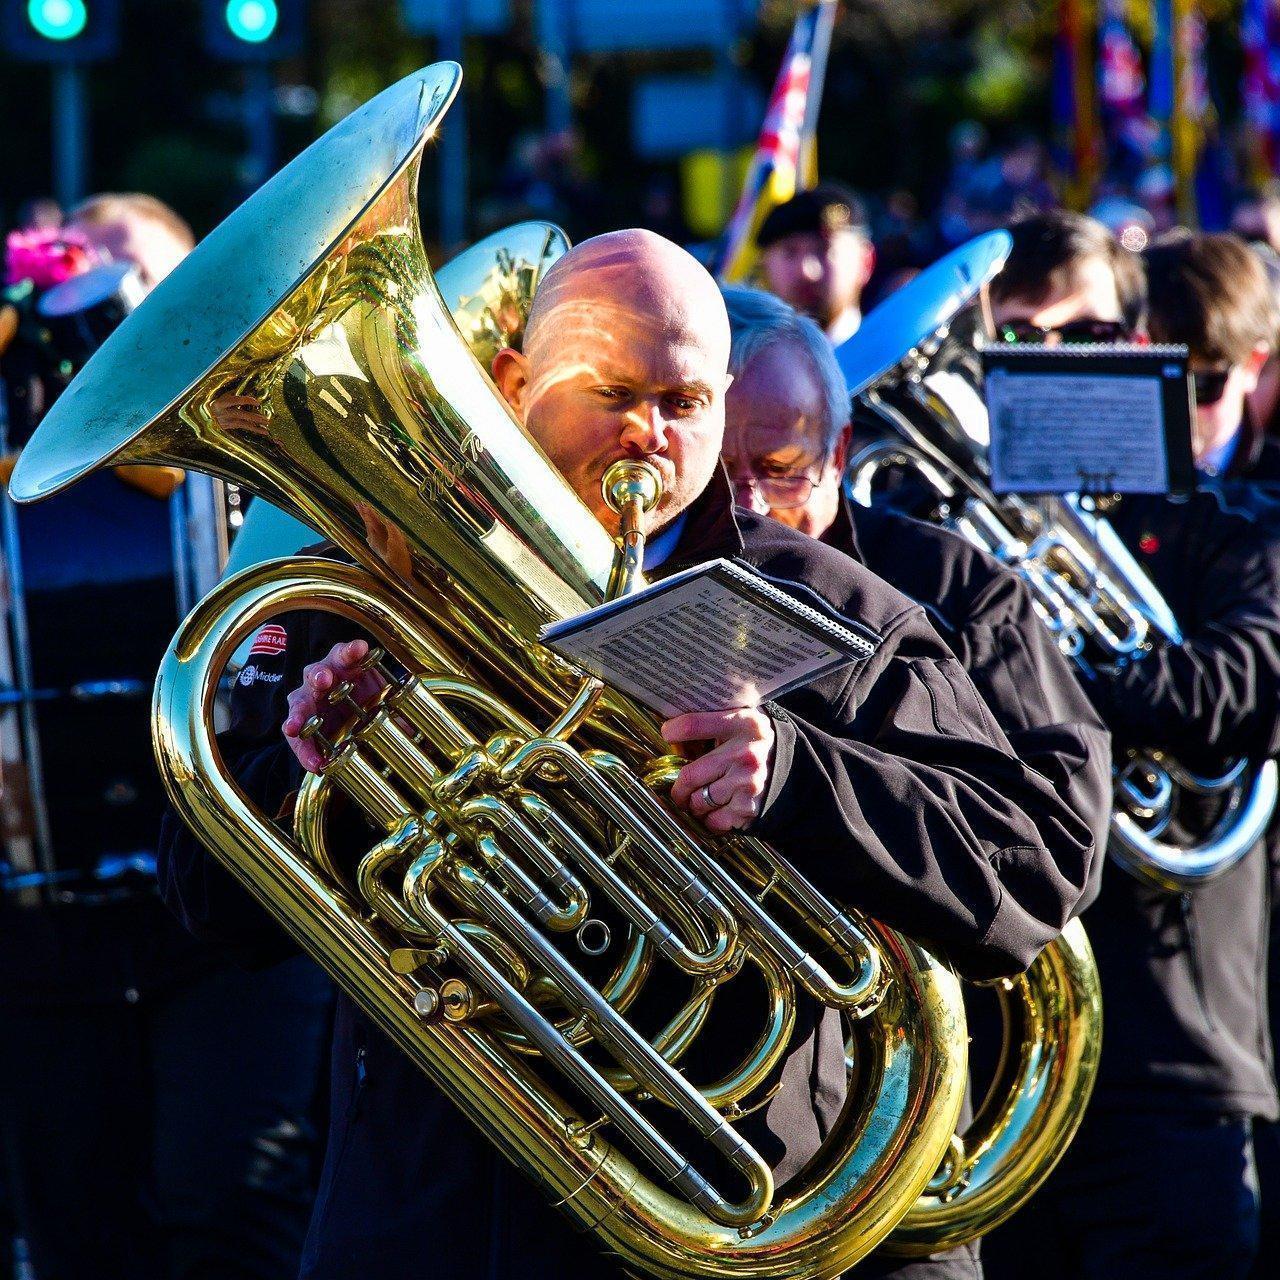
left=539, top=558, right=878, bottom=718
left=980, top=343, right=1196, bottom=495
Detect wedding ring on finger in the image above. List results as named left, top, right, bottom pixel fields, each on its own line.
left=699, top=783, right=716, bottom=811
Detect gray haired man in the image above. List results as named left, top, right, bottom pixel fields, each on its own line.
left=719, top=282, right=1113, bottom=1279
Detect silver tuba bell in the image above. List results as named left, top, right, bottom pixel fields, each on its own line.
left=838, top=233, right=1279, bottom=894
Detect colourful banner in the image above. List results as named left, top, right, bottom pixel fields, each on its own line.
left=716, top=0, right=837, bottom=282
left=1244, top=0, right=1280, bottom=183
left=1099, top=0, right=1144, bottom=122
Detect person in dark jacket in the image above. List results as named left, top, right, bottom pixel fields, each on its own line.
left=718, top=282, right=1112, bottom=1279
left=160, top=229, right=1096, bottom=1280
left=1142, top=232, right=1280, bottom=1280
left=1144, top=232, right=1278, bottom=483
left=973, top=213, right=1280, bottom=1280
left=0, top=197, right=332, bottom=1280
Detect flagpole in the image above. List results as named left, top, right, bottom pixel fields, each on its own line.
left=800, top=0, right=837, bottom=189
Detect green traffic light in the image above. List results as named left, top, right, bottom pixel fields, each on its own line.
left=225, top=0, right=279, bottom=45
left=26, top=0, right=88, bottom=42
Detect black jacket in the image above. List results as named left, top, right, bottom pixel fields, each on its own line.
left=823, top=498, right=1112, bottom=913
left=159, top=472, right=1094, bottom=1280
left=822, top=498, right=1111, bottom=1279
left=1080, top=487, right=1280, bottom=1119
left=875, top=463, right=1280, bottom=1119
left=1226, top=415, right=1280, bottom=490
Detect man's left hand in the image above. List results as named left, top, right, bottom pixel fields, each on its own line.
left=663, top=708, right=776, bottom=833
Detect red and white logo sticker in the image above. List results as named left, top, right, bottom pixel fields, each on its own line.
left=248, top=624, right=288, bottom=658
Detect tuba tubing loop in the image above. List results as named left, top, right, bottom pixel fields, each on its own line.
left=155, top=553, right=969, bottom=1279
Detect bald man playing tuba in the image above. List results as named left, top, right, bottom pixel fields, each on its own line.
left=159, top=230, right=1095, bottom=1280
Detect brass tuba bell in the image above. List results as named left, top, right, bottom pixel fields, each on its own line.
left=837, top=234, right=1105, bottom=1254
left=11, top=64, right=970, bottom=1278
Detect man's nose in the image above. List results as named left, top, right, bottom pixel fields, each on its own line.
left=730, top=473, right=769, bottom=513
left=620, top=404, right=669, bottom=453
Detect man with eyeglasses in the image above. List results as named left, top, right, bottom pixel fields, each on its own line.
left=977, top=212, right=1280, bottom=1280
left=720, top=281, right=1113, bottom=1279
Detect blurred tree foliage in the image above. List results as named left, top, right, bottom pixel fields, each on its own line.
left=0, top=2, right=1261, bottom=245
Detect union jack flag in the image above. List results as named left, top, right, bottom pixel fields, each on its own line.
left=717, top=0, right=837, bottom=283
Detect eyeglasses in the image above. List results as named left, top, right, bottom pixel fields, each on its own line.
left=996, top=318, right=1134, bottom=346
left=1191, top=366, right=1233, bottom=406
left=737, top=472, right=821, bottom=510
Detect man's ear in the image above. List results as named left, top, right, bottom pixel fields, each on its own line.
left=830, top=421, right=853, bottom=473
left=491, top=347, right=531, bottom=417
left=1246, top=341, right=1272, bottom=381
left=858, top=239, right=877, bottom=289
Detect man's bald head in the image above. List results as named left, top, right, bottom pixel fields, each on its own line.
left=522, top=228, right=730, bottom=368
left=491, top=229, right=733, bottom=534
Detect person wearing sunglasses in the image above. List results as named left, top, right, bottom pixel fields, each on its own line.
left=993, top=316, right=1134, bottom=346
left=719, top=281, right=1112, bottom=1280
left=1143, top=231, right=1280, bottom=1280
left=977, top=212, right=1280, bottom=1280
left=1143, top=232, right=1280, bottom=484
left=987, top=210, right=1147, bottom=347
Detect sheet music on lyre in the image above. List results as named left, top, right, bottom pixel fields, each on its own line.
left=540, top=558, right=877, bottom=718
left=980, top=343, right=1196, bottom=495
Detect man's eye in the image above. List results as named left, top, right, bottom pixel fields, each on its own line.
left=668, top=396, right=701, bottom=414
left=595, top=387, right=626, bottom=402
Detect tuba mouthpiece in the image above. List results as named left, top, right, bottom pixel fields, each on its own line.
left=601, top=460, right=662, bottom=517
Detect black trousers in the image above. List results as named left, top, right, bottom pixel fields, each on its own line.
left=851, top=1244, right=980, bottom=1278
left=1252, top=1118, right=1280, bottom=1278
left=0, top=956, right=332, bottom=1280
left=982, top=1108, right=1260, bottom=1280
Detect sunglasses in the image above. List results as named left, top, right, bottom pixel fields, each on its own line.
left=1191, top=366, right=1232, bottom=406
left=997, top=318, right=1134, bottom=345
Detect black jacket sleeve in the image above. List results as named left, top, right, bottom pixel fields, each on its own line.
left=157, top=603, right=353, bottom=967
left=954, top=569, right=1112, bottom=914
left=753, top=606, right=1100, bottom=981
left=158, top=742, right=301, bottom=968
left=1085, top=511, right=1280, bottom=761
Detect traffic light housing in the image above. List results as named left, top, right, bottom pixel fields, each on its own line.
left=202, top=0, right=305, bottom=62
left=1, top=0, right=120, bottom=63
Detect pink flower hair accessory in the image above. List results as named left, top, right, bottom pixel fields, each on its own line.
left=4, top=226, right=98, bottom=290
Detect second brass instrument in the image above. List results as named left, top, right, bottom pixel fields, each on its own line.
left=841, top=234, right=1278, bottom=897
left=837, top=234, right=1104, bottom=1254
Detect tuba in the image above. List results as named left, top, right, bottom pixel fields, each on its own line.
left=836, top=236, right=1104, bottom=1254
left=839, top=233, right=1279, bottom=896
left=10, top=64, right=971, bottom=1279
